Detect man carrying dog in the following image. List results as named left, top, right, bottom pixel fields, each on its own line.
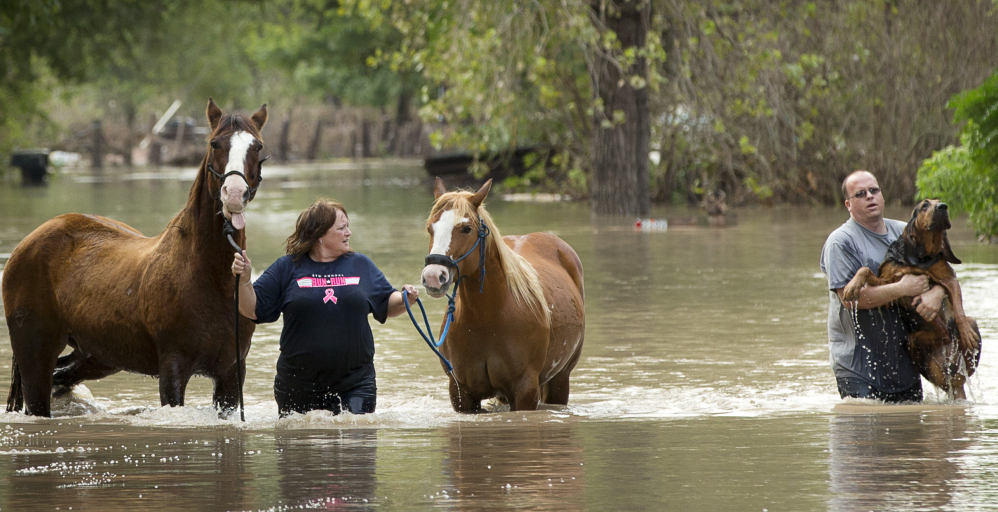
left=820, top=170, right=947, bottom=402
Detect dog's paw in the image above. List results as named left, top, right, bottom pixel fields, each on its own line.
left=958, top=324, right=981, bottom=352
left=842, top=281, right=863, bottom=302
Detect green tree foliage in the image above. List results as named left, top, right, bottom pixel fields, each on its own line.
left=0, top=0, right=286, bottom=160
left=0, top=0, right=169, bottom=155
left=917, top=70, right=998, bottom=240
left=3, top=0, right=996, bottom=212
left=654, top=0, right=998, bottom=206
left=335, top=0, right=997, bottom=207
left=341, top=0, right=665, bottom=199
left=250, top=0, right=418, bottom=111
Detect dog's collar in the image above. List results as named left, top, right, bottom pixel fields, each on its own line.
left=887, top=237, right=943, bottom=270
left=904, top=252, right=943, bottom=269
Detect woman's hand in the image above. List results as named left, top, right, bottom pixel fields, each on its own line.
left=232, top=250, right=258, bottom=319
left=401, top=284, right=419, bottom=304
left=232, top=250, right=252, bottom=286
left=388, top=285, right=421, bottom=318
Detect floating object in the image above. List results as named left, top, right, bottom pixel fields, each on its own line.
left=635, top=218, right=668, bottom=231
left=10, top=149, right=50, bottom=185
left=424, top=146, right=541, bottom=180
left=501, top=193, right=570, bottom=202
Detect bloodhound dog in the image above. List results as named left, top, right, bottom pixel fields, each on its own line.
left=842, top=199, right=982, bottom=399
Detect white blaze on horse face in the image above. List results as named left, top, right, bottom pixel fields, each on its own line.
left=422, top=209, right=469, bottom=295
left=220, top=130, right=256, bottom=229
left=429, top=210, right=458, bottom=256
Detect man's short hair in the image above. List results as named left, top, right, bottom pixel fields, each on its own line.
left=841, top=170, right=875, bottom=200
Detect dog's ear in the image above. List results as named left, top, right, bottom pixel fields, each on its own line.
left=942, top=233, right=962, bottom=264
left=904, top=214, right=920, bottom=251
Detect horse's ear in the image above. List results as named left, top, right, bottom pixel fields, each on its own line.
left=251, top=104, right=268, bottom=131
left=433, top=177, right=447, bottom=199
left=942, top=233, right=962, bottom=264
left=206, top=98, right=223, bottom=131
left=471, top=179, right=492, bottom=208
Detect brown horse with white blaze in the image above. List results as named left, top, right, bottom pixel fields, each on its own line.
left=421, top=177, right=585, bottom=412
left=4, top=98, right=267, bottom=416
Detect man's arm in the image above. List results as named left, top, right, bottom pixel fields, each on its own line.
left=835, top=273, right=930, bottom=309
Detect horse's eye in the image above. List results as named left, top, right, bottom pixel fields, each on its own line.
left=210, top=140, right=221, bottom=150
left=461, top=226, right=473, bottom=234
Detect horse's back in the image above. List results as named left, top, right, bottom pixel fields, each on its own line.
left=3, top=213, right=148, bottom=311
left=502, top=232, right=584, bottom=298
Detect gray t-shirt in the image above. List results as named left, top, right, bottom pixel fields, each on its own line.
left=819, top=218, right=920, bottom=393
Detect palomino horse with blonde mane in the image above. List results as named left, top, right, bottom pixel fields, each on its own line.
left=4, top=98, right=267, bottom=417
left=420, top=177, right=585, bottom=412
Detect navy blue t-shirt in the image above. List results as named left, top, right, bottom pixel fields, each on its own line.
left=252, top=252, right=396, bottom=390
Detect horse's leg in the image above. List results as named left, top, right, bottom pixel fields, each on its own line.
left=449, top=378, right=483, bottom=413
left=52, top=350, right=120, bottom=395
left=507, top=374, right=541, bottom=412
left=7, top=315, right=66, bottom=416
left=542, top=335, right=584, bottom=406
left=211, top=359, right=245, bottom=417
left=157, top=354, right=192, bottom=407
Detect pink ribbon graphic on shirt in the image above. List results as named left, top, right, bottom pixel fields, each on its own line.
left=323, top=288, right=337, bottom=304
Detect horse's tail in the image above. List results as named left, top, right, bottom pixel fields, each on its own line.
left=6, top=356, right=24, bottom=413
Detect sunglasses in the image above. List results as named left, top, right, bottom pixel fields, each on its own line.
left=850, top=187, right=881, bottom=199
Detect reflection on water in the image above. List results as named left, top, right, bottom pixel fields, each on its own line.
left=2, top=162, right=998, bottom=509
left=829, top=406, right=972, bottom=511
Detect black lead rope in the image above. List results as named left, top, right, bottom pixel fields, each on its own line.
left=208, top=151, right=269, bottom=422
left=222, top=219, right=246, bottom=422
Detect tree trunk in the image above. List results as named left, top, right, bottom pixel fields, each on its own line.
left=124, top=102, right=135, bottom=166
left=588, top=0, right=651, bottom=216
left=361, top=118, right=372, bottom=157
left=307, top=120, right=323, bottom=161
left=91, top=120, right=104, bottom=169
left=278, top=117, right=291, bottom=162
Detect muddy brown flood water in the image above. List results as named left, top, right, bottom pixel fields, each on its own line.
left=2, top=162, right=998, bottom=510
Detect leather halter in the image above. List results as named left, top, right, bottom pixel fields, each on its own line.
left=425, top=217, right=491, bottom=294
left=206, top=145, right=269, bottom=201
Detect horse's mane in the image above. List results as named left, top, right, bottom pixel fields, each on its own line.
left=430, top=192, right=550, bottom=323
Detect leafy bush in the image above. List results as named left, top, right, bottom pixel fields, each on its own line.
left=917, top=69, right=998, bottom=241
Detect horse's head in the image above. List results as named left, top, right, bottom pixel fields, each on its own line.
left=422, top=177, right=492, bottom=298
left=205, top=98, right=269, bottom=230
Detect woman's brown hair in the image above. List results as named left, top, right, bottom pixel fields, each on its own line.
left=284, top=199, right=349, bottom=261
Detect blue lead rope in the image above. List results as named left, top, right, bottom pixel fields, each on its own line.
left=403, top=218, right=490, bottom=376
left=403, top=290, right=454, bottom=373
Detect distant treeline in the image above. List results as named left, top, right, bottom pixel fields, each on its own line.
left=652, top=1, right=998, bottom=206
left=2, top=1, right=997, bottom=207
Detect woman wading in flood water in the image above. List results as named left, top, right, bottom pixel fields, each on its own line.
left=232, top=199, right=419, bottom=417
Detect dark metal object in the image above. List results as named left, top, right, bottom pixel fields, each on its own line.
left=423, top=146, right=540, bottom=180
left=10, top=149, right=50, bottom=186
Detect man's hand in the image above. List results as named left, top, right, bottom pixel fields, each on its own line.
left=913, top=285, right=946, bottom=322
left=897, top=274, right=930, bottom=297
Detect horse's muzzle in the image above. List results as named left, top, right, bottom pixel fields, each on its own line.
left=421, top=264, right=452, bottom=298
